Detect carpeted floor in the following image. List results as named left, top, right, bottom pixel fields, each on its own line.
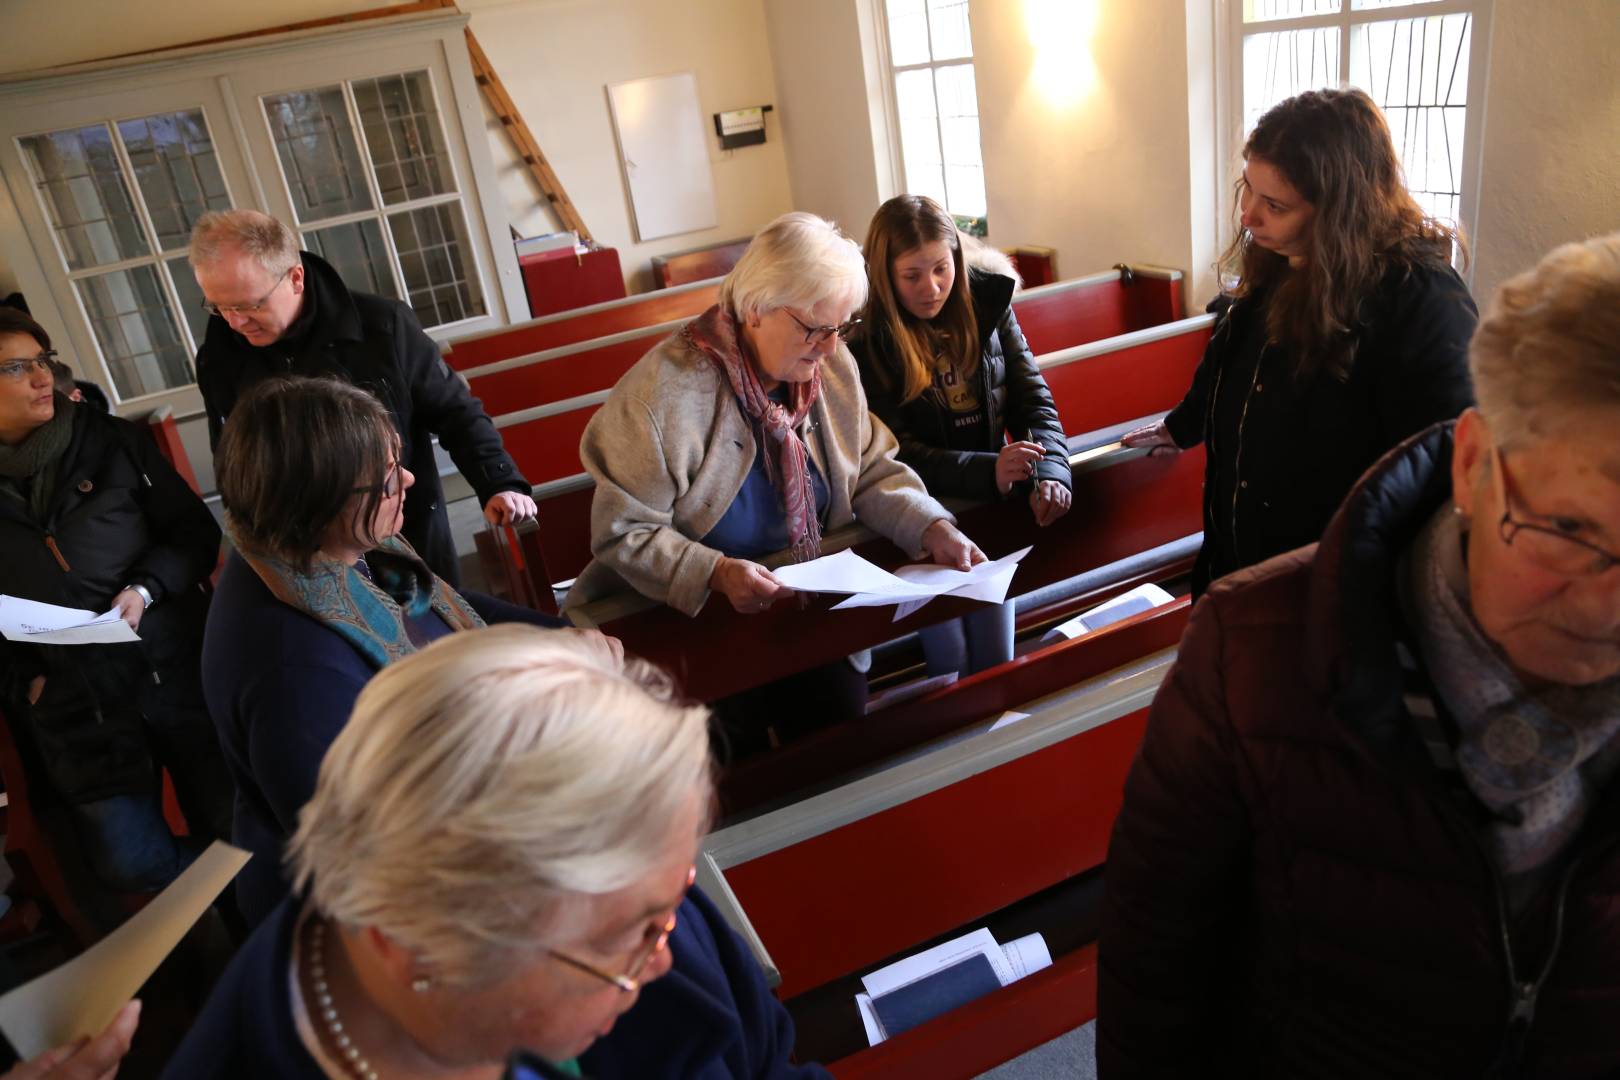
left=975, top=1022, right=1096, bottom=1079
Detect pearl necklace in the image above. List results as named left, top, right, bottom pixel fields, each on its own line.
left=307, top=918, right=381, bottom=1080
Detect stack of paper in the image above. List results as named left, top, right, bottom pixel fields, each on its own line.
left=854, top=927, right=1053, bottom=1046
left=1040, top=582, right=1175, bottom=644
left=771, top=547, right=1032, bottom=622
left=0, top=596, right=140, bottom=645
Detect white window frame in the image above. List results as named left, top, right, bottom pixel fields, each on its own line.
left=0, top=10, right=523, bottom=418
left=874, top=0, right=990, bottom=234
left=1217, top=0, right=1495, bottom=281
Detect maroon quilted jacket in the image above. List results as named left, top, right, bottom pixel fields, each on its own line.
left=1097, top=424, right=1620, bottom=1078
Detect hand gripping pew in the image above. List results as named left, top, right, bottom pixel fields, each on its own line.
left=695, top=598, right=1192, bottom=1077
left=463, top=264, right=1187, bottom=418
left=440, top=275, right=723, bottom=372
left=483, top=311, right=1217, bottom=613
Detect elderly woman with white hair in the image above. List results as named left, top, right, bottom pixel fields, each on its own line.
left=1098, top=232, right=1620, bottom=1076
left=566, top=211, right=980, bottom=733
left=165, top=624, right=829, bottom=1079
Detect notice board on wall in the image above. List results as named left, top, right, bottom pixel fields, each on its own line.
left=606, top=72, right=718, bottom=242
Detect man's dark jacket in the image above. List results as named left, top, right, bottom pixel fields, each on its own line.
left=851, top=269, right=1072, bottom=501
left=1163, top=260, right=1477, bottom=593
left=195, top=252, right=530, bottom=583
left=1098, top=424, right=1620, bottom=1078
left=0, top=402, right=223, bottom=804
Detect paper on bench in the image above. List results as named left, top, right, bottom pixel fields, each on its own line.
left=860, top=927, right=1015, bottom=1000
left=1040, top=582, right=1176, bottom=644
left=0, top=841, right=250, bottom=1058
left=1001, top=933, right=1053, bottom=980
left=854, top=993, right=883, bottom=1046
left=0, top=595, right=140, bottom=645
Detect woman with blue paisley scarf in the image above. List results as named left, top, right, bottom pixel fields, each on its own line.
left=203, top=375, right=564, bottom=925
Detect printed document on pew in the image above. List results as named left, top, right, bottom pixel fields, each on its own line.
left=0, top=595, right=139, bottom=645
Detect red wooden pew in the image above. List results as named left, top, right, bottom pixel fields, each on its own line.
left=442, top=276, right=723, bottom=372
left=465, top=321, right=679, bottom=418
left=652, top=238, right=750, bottom=289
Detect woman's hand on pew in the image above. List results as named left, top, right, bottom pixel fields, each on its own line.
left=1030, top=480, right=1072, bottom=527
left=709, top=557, right=795, bottom=614
left=920, top=519, right=987, bottom=572
left=1121, top=419, right=1181, bottom=457
left=995, top=441, right=1048, bottom=495
left=484, top=491, right=540, bottom=526
left=5, top=1000, right=139, bottom=1080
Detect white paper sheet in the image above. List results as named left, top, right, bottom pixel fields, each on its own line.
left=860, top=927, right=1014, bottom=1000
left=1040, top=582, right=1176, bottom=644
left=855, top=992, right=884, bottom=1046
left=0, top=596, right=140, bottom=645
left=833, top=546, right=1034, bottom=615
left=0, top=842, right=250, bottom=1058
left=1000, top=933, right=1053, bottom=981
left=770, top=549, right=921, bottom=596
left=988, top=710, right=1032, bottom=732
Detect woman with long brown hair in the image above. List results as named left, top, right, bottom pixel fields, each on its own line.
left=852, top=195, right=1072, bottom=676
left=1123, top=87, right=1478, bottom=594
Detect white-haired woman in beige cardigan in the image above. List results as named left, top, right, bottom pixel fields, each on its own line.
left=566, top=212, right=982, bottom=738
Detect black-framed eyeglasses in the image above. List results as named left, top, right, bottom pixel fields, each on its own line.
left=547, top=865, right=696, bottom=993
left=202, top=266, right=292, bottom=317
left=1493, top=446, right=1619, bottom=577
left=0, top=350, right=59, bottom=381
left=785, top=310, right=861, bottom=345
left=352, top=463, right=404, bottom=499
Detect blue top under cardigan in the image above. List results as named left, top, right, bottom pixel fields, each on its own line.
left=162, top=888, right=830, bottom=1080
left=202, top=551, right=566, bottom=924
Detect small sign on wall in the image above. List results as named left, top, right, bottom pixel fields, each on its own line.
left=714, top=105, right=772, bottom=150
left=606, top=71, right=718, bottom=242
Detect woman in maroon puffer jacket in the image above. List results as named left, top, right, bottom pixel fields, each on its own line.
left=1098, top=233, right=1620, bottom=1078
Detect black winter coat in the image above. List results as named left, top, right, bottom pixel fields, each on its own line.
left=196, top=253, right=530, bottom=584
left=1098, top=424, right=1620, bottom=1078
left=0, top=402, right=221, bottom=801
left=1164, top=259, right=1477, bottom=594
left=851, top=270, right=1072, bottom=501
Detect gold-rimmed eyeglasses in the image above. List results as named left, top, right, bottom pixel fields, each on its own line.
left=548, top=865, right=696, bottom=993
left=1493, top=446, right=1620, bottom=577
left=202, top=266, right=292, bottom=318
left=785, top=310, right=861, bottom=345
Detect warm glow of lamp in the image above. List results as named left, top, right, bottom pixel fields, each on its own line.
left=1027, top=0, right=1100, bottom=105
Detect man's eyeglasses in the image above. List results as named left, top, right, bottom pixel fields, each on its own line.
left=352, top=464, right=404, bottom=499
left=1493, top=446, right=1619, bottom=577
left=0, top=351, right=58, bottom=381
left=548, top=865, right=696, bottom=993
left=202, top=266, right=292, bottom=318
left=785, top=310, right=861, bottom=346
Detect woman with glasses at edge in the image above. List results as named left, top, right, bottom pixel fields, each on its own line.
left=1121, top=88, right=1478, bottom=596
left=167, top=624, right=830, bottom=1080
left=0, top=307, right=232, bottom=903
left=1098, top=232, right=1620, bottom=1077
left=203, top=376, right=564, bottom=926
left=565, top=212, right=980, bottom=743
left=851, top=195, right=1073, bottom=677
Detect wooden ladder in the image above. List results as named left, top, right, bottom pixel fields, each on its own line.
left=463, top=27, right=593, bottom=244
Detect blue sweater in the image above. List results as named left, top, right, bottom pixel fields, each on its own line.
left=163, top=889, right=830, bottom=1080
left=202, top=552, right=565, bottom=924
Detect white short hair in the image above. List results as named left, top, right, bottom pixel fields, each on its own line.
left=189, top=209, right=300, bottom=277
left=287, top=625, right=714, bottom=986
left=1471, top=231, right=1620, bottom=448
left=720, top=211, right=868, bottom=321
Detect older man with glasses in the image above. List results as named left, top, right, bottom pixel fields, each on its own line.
left=189, top=209, right=535, bottom=586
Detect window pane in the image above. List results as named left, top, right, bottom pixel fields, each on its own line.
left=894, top=69, right=947, bottom=208
left=263, top=85, right=374, bottom=222
left=387, top=203, right=486, bottom=328
left=887, top=0, right=932, bottom=66
left=116, top=110, right=232, bottom=253
left=926, top=0, right=972, bottom=61
left=351, top=71, right=456, bottom=206
left=1352, top=0, right=1446, bottom=10
left=935, top=64, right=986, bottom=218
left=1242, top=26, right=1340, bottom=134
left=1352, top=13, right=1471, bottom=228
left=1243, top=0, right=1340, bottom=22
left=75, top=265, right=194, bottom=400
left=18, top=125, right=150, bottom=271
left=165, top=255, right=211, bottom=349
left=303, top=219, right=400, bottom=301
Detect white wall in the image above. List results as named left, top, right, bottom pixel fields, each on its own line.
left=1470, top=0, right=1620, bottom=301
left=463, top=0, right=795, bottom=294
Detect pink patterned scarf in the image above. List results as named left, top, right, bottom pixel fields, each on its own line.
left=684, top=304, right=823, bottom=562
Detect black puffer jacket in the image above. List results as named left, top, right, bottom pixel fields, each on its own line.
left=851, top=268, right=1072, bottom=501
left=0, top=401, right=221, bottom=801
left=1164, top=259, right=1477, bottom=594
left=1098, top=424, right=1620, bottom=1078
left=196, top=252, right=530, bottom=584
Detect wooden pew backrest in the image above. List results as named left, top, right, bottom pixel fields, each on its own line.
left=651, top=238, right=750, bottom=289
